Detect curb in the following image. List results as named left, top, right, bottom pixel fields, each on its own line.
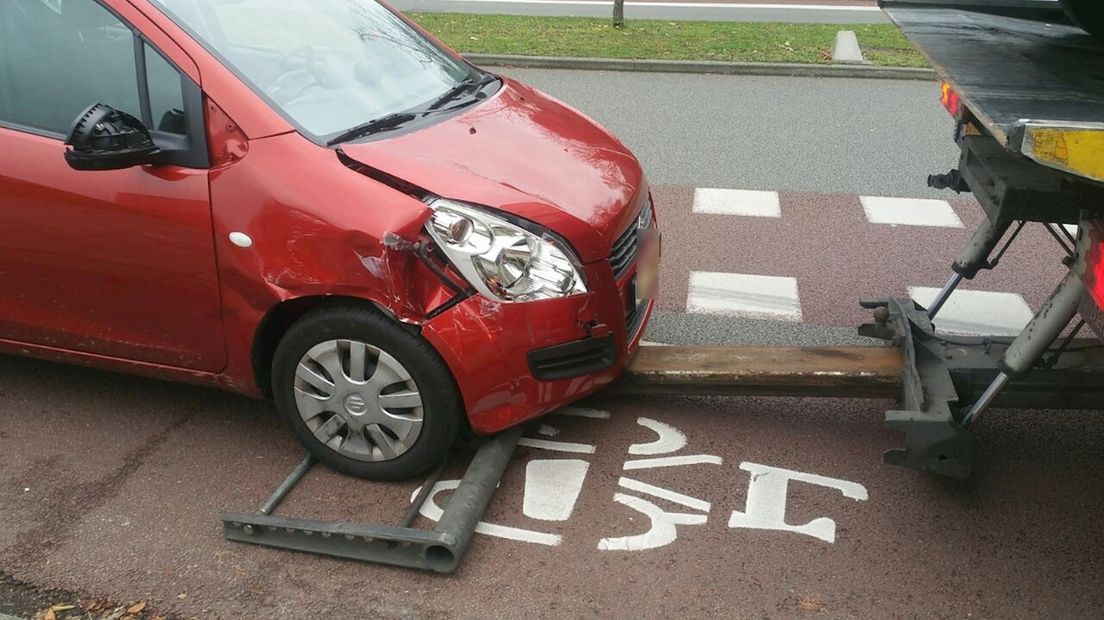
left=464, top=54, right=936, bottom=80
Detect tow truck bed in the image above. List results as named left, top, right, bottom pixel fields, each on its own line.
left=882, top=1, right=1104, bottom=183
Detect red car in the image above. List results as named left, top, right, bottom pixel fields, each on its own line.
left=0, top=0, right=658, bottom=480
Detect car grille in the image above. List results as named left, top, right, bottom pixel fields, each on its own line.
left=528, top=336, right=617, bottom=380
left=609, top=195, right=652, bottom=280
left=625, top=297, right=648, bottom=340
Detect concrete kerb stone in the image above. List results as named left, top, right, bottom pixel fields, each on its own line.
left=831, top=30, right=870, bottom=65
left=464, top=53, right=936, bottom=81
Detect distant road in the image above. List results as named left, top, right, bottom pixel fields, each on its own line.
left=392, top=0, right=889, bottom=23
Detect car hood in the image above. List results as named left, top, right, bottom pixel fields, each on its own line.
left=339, top=78, right=645, bottom=262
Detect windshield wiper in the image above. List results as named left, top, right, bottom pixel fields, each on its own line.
left=426, top=71, right=499, bottom=112
left=326, top=112, right=417, bottom=146
left=326, top=72, right=498, bottom=146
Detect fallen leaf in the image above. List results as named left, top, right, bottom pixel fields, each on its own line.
left=43, top=609, right=56, bottom=620
left=177, top=593, right=187, bottom=600
left=799, top=595, right=826, bottom=612
left=127, top=602, right=147, bottom=614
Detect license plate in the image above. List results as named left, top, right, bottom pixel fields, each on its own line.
left=634, top=233, right=660, bottom=307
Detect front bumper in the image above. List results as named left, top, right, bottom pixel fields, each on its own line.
left=421, top=243, right=656, bottom=434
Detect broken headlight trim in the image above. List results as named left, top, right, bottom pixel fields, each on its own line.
left=424, top=198, right=588, bottom=302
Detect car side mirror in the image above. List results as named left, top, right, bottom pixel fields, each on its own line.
left=64, top=103, right=162, bottom=171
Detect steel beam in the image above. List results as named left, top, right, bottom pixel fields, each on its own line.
left=618, top=343, right=1104, bottom=407
left=617, top=345, right=903, bottom=398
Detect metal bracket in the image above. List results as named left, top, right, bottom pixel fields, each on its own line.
left=860, top=298, right=977, bottom=478
left=220, top=427, right=522, bottom=573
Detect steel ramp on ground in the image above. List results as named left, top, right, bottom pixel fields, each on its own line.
left=221, top=427, right=522, bottom=573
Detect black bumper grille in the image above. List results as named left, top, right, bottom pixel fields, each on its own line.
left=626, top=299, right=648, bottom=340
left=528, top=336, right=617, bottom=381
left=609, top=223, right=639, bottom=280
left=609, top=195, right=652, bottom=280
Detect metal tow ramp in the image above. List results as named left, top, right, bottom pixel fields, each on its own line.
left=219, top=344, right=908, bottom=572
left=221, top=427, right=522, bottom=573
left=220, top=339, right=1104, bottom=571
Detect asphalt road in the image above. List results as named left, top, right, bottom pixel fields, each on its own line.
left=492, top=68, right=963, bottom=348
left=393, top=0, right=890, bottom=23
left=495, top=68, right=957, bottom=199
left=2, top=363, right=1102, bottom=618
left=2, top=71, right=1102, bottom=619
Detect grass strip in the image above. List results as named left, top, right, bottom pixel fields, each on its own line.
left=407, top=13, right=926, bottom=68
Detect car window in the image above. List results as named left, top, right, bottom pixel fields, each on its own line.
left=145, top=43, right=187, bottom=135
left=0, top=0, right=185, bottom=137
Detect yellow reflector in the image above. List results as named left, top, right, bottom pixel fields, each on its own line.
left=1022, top=125, right=1104, bottom=183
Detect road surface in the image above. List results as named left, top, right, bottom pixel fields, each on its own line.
left=2, top=70, right=1101, bottom=619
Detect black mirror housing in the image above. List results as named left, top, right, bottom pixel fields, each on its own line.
left=64, top=103, right=161, bottom=171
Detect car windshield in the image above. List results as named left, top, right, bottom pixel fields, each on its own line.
left=151, top=0, right=473, bottom=140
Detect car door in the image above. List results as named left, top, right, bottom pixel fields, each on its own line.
left=0, top=0, right=226, bottom=372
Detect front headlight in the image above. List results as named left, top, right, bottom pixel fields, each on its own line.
left=424, top=198, right=587, bottom=302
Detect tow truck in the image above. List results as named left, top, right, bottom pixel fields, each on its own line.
left=221, top=0, right=1104, bottom=572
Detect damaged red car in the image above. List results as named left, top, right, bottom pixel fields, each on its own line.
left=0, top=0, right=658, bottom=479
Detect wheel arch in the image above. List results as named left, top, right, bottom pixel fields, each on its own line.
left=251, top=295, right=415, bottom=399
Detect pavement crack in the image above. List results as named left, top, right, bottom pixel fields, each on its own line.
left=3, top=397, right=210, bottom=573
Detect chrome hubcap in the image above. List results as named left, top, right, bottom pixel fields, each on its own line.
left=293, top=339, right=424, bottom=462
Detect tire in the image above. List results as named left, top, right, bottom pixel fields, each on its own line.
left=271, top=304, right=462, bottom=481
left=1061, top=0, right=1104, bottom=38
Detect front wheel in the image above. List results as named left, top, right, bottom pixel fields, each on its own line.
left=271, top=305, right=462, bottom=481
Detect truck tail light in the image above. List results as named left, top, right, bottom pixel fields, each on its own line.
left=1086, top=225, right=1104, bottom=309
left=940, top=81, right=962, bottom=119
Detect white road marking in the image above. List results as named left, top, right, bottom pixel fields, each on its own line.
left=860, top=196, right=964, bottom=228
left=687, top=271, right=802, bottom=321
left=553, top=406, right=611, bottom=419
left=598, top=493, right=708, bottom=551
left=624, top=454, right=723, bottom=470
left=413, top=481, right=562, bottom=546
left=523, top=459, right=590, bottom=521
left=909, top=287, right=1034, bottom=336
left=692, top=188, right=781, bottom=218
left=434, top=0, right=882, bottom=10
left=473, top=521, right=562, bottom=546
left=728, top=462, right=868, bottom=544
left=628, top=417, right=688, bottom=455
left=639, top=340, right=671, bottom=347
left=618, top=476, right=711, bottom=513
left=537, top=424, right=559, bottom=437
left=519, top=438, right=597, bottom=454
